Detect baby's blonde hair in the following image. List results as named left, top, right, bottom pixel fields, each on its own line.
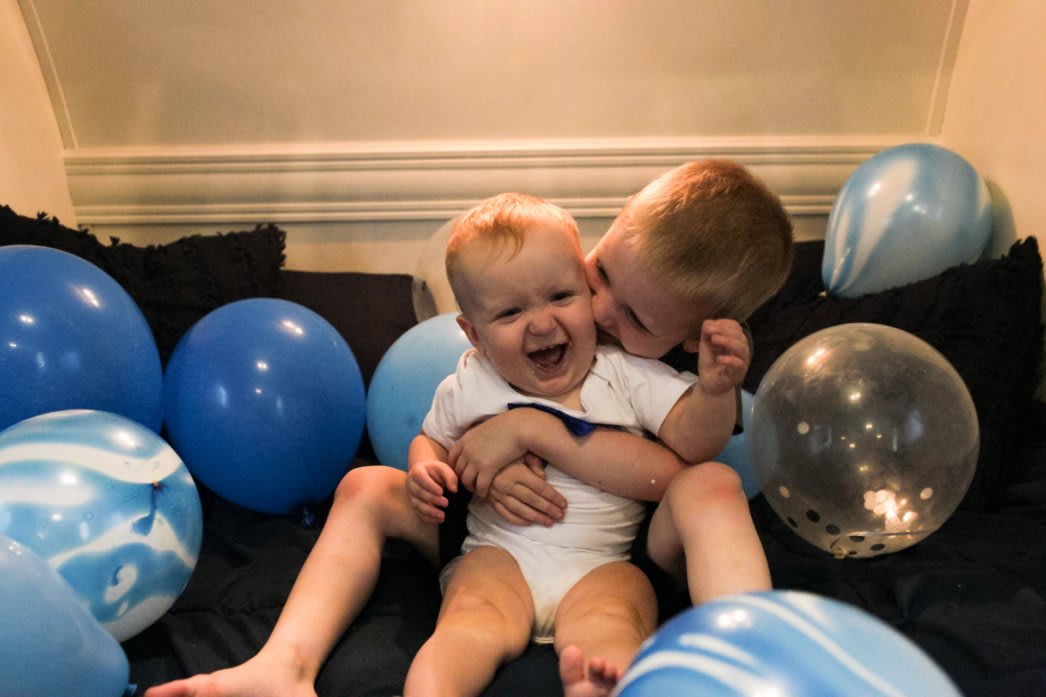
left=625, top=160, right=794, bottom=321
left=445, top=193, right=580, bottom=314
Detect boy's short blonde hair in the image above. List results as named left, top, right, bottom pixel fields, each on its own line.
left=445, top=193, right=581, bottom=313
left=625, top=160, right=794, bottom=321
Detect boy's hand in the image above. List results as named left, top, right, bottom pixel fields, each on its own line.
left=407, top=459, right=458, bottom=524
left=486, top=454, right=567, bottom=526
left=696, top=318, right=750, bottom=396
left=449, top=412, right=529, bottom=497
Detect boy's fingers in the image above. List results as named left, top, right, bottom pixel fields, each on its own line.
left=492, top=500, right=532, bottom=526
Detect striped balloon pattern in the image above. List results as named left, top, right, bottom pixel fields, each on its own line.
left=0, top=409, right=203, bottom=642
left=615, top=591, right=960, bottom=697
left=823, top=143, right=991, bottom=298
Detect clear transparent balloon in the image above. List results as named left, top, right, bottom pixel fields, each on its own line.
left=750, top=324, right=978, bottom=558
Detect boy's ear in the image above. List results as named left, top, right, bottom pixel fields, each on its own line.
left=456, top=314, right=483, bottom=350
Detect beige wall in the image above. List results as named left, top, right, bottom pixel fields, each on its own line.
left=6, top=1, right=1045, bottom=278
left=0, top=0, right=74, bottom=223
left=941, top=0, right=1046, bottom=255
left=15, top=0, right=965, bottom=271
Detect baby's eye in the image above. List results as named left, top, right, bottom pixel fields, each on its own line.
left=495, top=307, right=521, bottom=320
left=551, top=291, right=575, bottom=303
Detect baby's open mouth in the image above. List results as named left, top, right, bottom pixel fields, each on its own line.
left=528, top=343, right=567, bottom=371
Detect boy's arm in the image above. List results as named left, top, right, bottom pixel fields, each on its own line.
left=657, top=318, right=749, bottom=462
left=450, top=407, right=687, bottom=502
left=450, top=318, right=751, bottom=502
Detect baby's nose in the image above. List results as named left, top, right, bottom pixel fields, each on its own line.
left=528, top=308, right=557, bottom=334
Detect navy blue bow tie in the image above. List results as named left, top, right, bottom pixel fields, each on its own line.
left=506, top=402, right=599, bottom=436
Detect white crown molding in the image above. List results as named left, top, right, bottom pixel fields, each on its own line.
left=65, top=135, right=930, bottom=227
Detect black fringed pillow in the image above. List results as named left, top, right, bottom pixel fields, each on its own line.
left=745, top=237, right=1044, bottom=511
left=0, top=205, right=286, bottom=362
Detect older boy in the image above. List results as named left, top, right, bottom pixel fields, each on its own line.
left=449, top=160, right=793, bottom=616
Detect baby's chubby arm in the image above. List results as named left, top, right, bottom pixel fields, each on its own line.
left=657, top=319, right=749, bottom=463
left=449, top=407, right=687, bottom=503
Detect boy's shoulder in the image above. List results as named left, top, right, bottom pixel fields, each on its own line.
left=593, top=343, right=693, bottom=379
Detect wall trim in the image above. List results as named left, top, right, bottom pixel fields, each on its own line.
left=65, top=135, right=928, bottom=228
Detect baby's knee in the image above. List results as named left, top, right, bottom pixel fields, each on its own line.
left=667, top=461, right=745, bottom=507
left=439, top=586, right=531, bottom=649
left=333, top=465, right=403, bottom=512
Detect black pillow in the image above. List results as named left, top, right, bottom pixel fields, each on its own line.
left=0, top=205, right=286, bottom=363
left=746, top=237, right=1044, bottom=511
left=278, top=270, right=418, bottom=389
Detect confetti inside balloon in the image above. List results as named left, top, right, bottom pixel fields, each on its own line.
left=749, top=323, right=978, bottom=558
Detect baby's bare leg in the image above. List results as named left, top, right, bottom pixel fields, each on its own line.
left=554, top=561, right=657, bottom=697
left=404, top=546, right=534, bottom=697
left=645, top=461, right=771, bottom=603
left=144, top=465, right=439, bottom=697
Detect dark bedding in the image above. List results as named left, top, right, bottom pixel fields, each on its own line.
left=4, top=206, right=1046, bottom=696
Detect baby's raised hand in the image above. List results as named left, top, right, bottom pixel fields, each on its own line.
left=406, top=459, right=458, bottom=524
left=697, top=318, right=751, bottom=396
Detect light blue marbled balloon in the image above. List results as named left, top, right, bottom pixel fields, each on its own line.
left=615, top=591, right=960, bottom=697
left=0, top=409, right=203, bottom=642
left=823, top=143, right=991, bottom=298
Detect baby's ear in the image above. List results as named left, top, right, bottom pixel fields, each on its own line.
left=456, top=314, right=482, bottom=350
left=681, top=336, right=702, bottom=353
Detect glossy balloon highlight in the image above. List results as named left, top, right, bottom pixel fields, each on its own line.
left=0, top=533, right=130, bottom=696
left=366, top=313, right=472, bottom=469
left=749, top=323, right=978, bottom=558
left=0, top=409, right=203, bottom=641
left=163, top=299, right=366, bottom=514
left=617, top=590, right=960, bottom=696
left=823, top=143, right=991, bottom=298
left=0, top=245, right=162, bottom=433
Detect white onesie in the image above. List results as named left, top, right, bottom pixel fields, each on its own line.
left=422, top=345, right=698, bottom=643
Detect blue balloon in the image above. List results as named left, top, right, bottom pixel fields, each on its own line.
left=0, top=409, right=203, bottom=641
left=366, top=313, right=472, bottom=469
left=823, top=143, right=992, bottom=298
left=617, top=590, right=960, bottom=697
left=713, top=389, right=759, bottom=498
left=0, top=245, right=163, bottom=433
left=0, top=533, right=130, bottom=696
left=163, top=298, right=366, bottom=514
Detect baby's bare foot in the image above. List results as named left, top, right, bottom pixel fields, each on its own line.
left=559, top=645, right=621, bottom=697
